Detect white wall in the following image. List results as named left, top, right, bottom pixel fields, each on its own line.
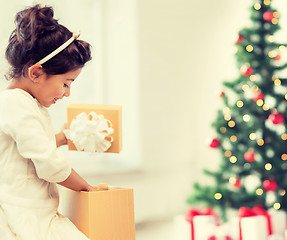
left=84, top=0, right=249, bottom=222
left=1, top=0, right=287, bottom=224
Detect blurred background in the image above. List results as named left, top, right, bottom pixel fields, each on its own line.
left=1, top=0, right=287, bottom=239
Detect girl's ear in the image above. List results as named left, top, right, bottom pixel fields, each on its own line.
left=28, top=64, right=44, bottom=83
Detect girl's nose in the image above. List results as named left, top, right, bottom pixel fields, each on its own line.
left=64, top=88, right=70, bottom=97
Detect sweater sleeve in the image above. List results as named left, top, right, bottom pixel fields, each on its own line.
left=0, top=90, right=71, bottom=183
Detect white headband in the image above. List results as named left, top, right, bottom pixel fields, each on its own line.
left=36, top=30, right=80, bottom=65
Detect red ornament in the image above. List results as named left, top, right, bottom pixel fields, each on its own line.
left=240, top=65, right=254, bottom=77
left=219, top=91, right=225, bottom=98
left=236, top=35, right=244, bottom=44
left=268, top=112, right=285, bottom=124
left=263, top=11, right=275, bottom=22
left=225, top=237, right=232, bottom=240
left=209, top=138, right=220, bottom=148
left=244, top=151, right=255, bottom=162
left=274, top=55, right=281, bottom=61
left=252, top=92, right=264, bottom=102
left=232, top=178, right=241, bottom=188
left=263, top=179, right=278, bottom=192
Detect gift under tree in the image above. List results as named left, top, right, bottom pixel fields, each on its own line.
left=187, top=0, right=287, bottom=222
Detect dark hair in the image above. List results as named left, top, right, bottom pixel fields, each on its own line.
left=5, top=4, right=92, bottom=80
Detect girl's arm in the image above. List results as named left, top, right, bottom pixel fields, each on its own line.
left=57, top=168, right=108, bottom=192
left=55, top=131, right=67, bottom=147
left=55, top=125, right=108, bottom=191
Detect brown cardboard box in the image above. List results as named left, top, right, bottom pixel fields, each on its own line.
left=64, top=187, right=136, bottom=240
left=67, top=104, right=122, bottom=153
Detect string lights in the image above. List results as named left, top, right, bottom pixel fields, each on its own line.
left=194, top=0, right=287, bottom=219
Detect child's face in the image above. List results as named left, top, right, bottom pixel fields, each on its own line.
left=35, top=68, right=82, bottom=108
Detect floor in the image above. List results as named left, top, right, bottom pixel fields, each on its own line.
left=136, top=219, right=175, bottom=240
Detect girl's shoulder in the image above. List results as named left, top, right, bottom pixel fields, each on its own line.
left=0, top=88, right=40, bottom=113
left=0, top=88, right=33, bottom=98
left=0, top=88, right=36, bottom=104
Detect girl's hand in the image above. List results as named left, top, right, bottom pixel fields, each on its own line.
left=87, top=184, right=109, bottom=192
left=55, top=123, right=68, bottom=147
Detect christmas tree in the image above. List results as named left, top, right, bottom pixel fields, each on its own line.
left=187, top=0, right=287, bottom=220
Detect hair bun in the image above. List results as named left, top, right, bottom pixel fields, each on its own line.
left=14, top=4, right=59, bottom=50
left=5, top=4, right=91, bottom=80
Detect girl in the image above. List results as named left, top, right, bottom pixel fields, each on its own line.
left=0, top=4, right=108, bottom=240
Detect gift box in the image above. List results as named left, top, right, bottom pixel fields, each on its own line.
left=63, top=187, right=135, bottom=240
left=207, top=222, right=235, bottom=240
left=268, top=209, right=287, bottom=237
left=67, top=104, right=122, bottom=153
left=193, top=215, right=217, bottom=240
left=240, top=215, right=268, bottom=240
left=238, top=205, right=271, bottom=240
left=185, top=208, right=218, bottom=240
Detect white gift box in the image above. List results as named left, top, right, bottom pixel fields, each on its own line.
left=193, top=215, right=217, bottom=240
left=211, top=220, right=238, bottom=240
left=173, top=214, right=217, bottom=240
left=268, top=209, right=287, bottom=237
left=173, top=208, right=286, bottom=240
left=240, top=215, right=268, bottom=240
left=228, top=217, right=240, bottom=240
left=268, top=234, right=285, bottom=240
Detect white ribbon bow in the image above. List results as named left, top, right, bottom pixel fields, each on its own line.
left=64, top=112, right=114, bottom=152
